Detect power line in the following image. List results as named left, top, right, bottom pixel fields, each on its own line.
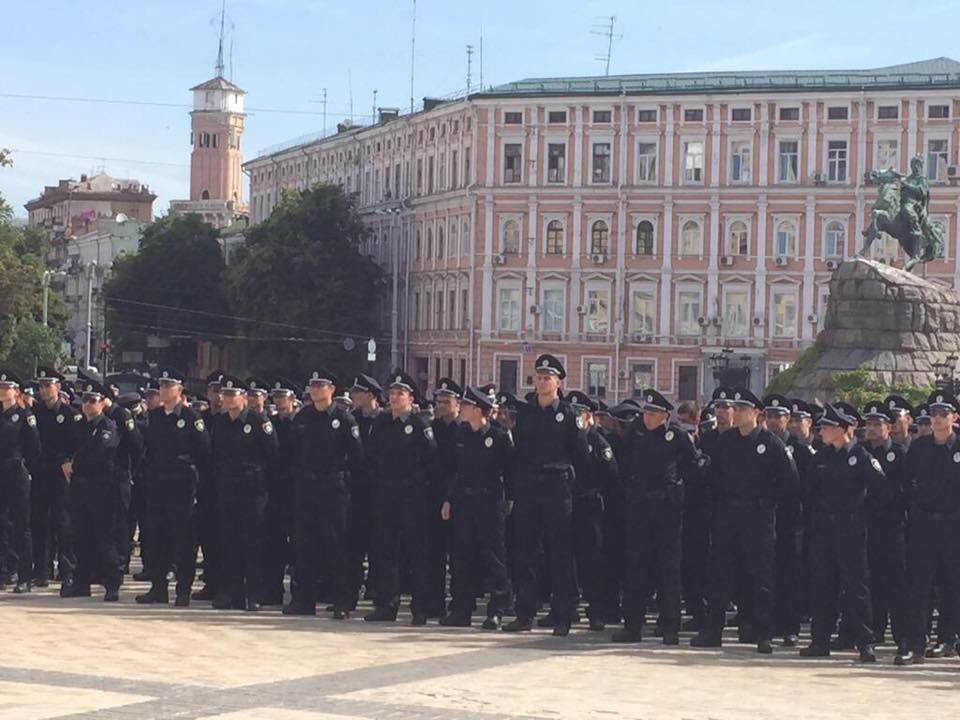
left=9, top=148, right=188, bottom=169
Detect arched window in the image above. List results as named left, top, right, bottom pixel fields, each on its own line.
left=776, top=221, right=798, bottom=257
left=728, top=220, right=749, bottom=256
left=437, top=225, right=445, bottom=258
left=450, top=221, right=458, bottom=257
left=636, top=220, right=654, bottom=255
left=426, top=227, right=433, bottom=258
left=679, top=220, right=703, bottom=256
left=201, top=190, right=210, bottom=200
left=823, top=221, right=845, bottom=258
left=590, top=220, right=609, bottom=255
left=462, top=221, right=470, bottom=256
left=546, top=220, right=564, bottom=255
left=415, top=229, right=422, bottom=259
left=502, top=219, right=520, bottom=254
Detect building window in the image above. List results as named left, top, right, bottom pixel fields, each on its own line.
left=425, top=227, right=433, bottom=258
left=778, top=140, right=799, bottom=182
left=877, top=139, right=899, bottom=171
left=928, top=104, right=950, bottom=119
left=636, top=220, right=654, bottom=255
left=586, top=288, right=610, bottom=333
left=504, top=111, right=523, bottom=125
left=546, top=220, right=564, bottom=254
left=461, top=289, right=469, bottom=328
left=824, top=220, right=846, bottom=258
left=415, top=229, right=421, bottom=259
left=542, top=288, right=565, bottom=332
left=502, top=219, right=520, bottom=254
left=592, top=142, right=611, bottom=183
left=503, top=144, right=522, bottom=183
left=632, top=288, right=656, bottom=334
left=827, top=140, right=848, bottom=182
left=631, top=362, right=654, bottom=396
left=636, top=141, right=657, bottom=183
left=548, top=110, right=567, bottom=123
left=199, top=132, right=211, bottom=148
left=728, top=220, right=749, bottom=256
left=683, top=141, right=704, bottom=183
left=437, top=226, right=445, bottom=258
left=417, top=158, right=423, bottom=193
left=436, top=290, right=444, bottom=329
left=779, top=106, right=800, bottom=121
left=827, top=106, right=848, bottom=120
left=586, top=362, right=608, bottom=398
left=428, top=156, right=435, bottom=193
left=547, top=143, right=566, bottom=183
left=877, top=105, right=899, bottom=120
left=775, top=220, right=798, bottom=257
left=680, top=220, right=703, bottom=256
left=590, top=220, right=609, bottom=255
left=450, top=151, right=458, bottom=190
left=731, top=107, right=751, bottom=122
left=413, top=293, right=420, bottom=330
left=424, top=292, right=432, bottom=329
left=497, top=287, right=520, bottom=331
left=677, top=290, right=702, bottom=336
left=772, top=291, right=798, bottom=338
left=637, top=109, right=657, bottom=122
left=926, top=139, right=949, bottom=180
left=730, top=140, right=751, bottom=183
left=464, top=148, right=471, bottom=184
left=593, top=109, right=612, bottom=123
left=684, top=108, right=704, bottom=122
left=722, top=290, right=749, bottom=337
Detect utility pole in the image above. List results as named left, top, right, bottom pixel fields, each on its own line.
left=466, top=44, right=474, bottom=94
left=409, top=0, right=417, bottom=113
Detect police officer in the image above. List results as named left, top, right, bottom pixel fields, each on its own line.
left=284, top=370, right=362, bottom=618
left=614, top=389, right=701, bottom=644
left=503, top=354, right=590, bottom=637
left=245, top=377, right=269, bottom=415
left=31, top=367, right=80, bottom=590
left=0, top=370, right=39, bottom=593
left=262, top=377, right=299, bottom=606
left=193, top=370, right=225, bottom=602
left=429, top=378, right=462, bottom=618
left=209, top=376, right=278, bottom=611
left=883, top=395, right=914, bottom=449
left=439, top=386, right=515, bottom=629
left=136, top=368, right=209, bottom=606
left=895, top=391, right=960, bottom=666
left=692, top=388, right=799, bottom=654
left=800, top=403, right=885, bottom=663
left=861, top=400, right=909, bottom=647
left=131, top=379, right=160, bottom=582
left=365, top=371, right=437, bottom=625
left=61, top=378, right=124, bottom=601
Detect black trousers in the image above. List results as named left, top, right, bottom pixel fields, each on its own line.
left=425, top=487, right=450, bottom=616
left=196, top=470, right=221, bottom=592
left=624, top=497, right=683, bottom=633
left=130, top=473, right=150, bottom=572
left=867, top=511, right=907, bottom=644
left=262, top=470, right=293, bottom=604
left=0, top=459, right=33, bottom=582
left=346, top=480, right=376, bottom=607
left=449, top=492, right=511, bottom=617
left=809, top=512, right=873, bottom=648
left=31, top=460, right=75, bottom=581
left=374, top=486, right=430, bottom=615
left=146, top=466, right=197, bottom=596
left=70, top=476, right=124, bottom=590
left=292, top=472, right=350, bottom=611
left=773, top=505, right=803, bottom=637
left=217, top=469, right=267, bottom=603
left=681, top=501, right=712, bottom=622
left=513, top=473, right=577, bottom=620
left=905, top=508, right=960, bottom=653
left=705, top=501, right=776, bottom=641
left=573, top=492, right=606, bottom=617
left=115, top=478, right=131, bottom=573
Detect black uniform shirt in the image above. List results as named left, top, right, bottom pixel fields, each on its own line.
left=904, top=432, right=960, bottom=513
left=0, top=404, right=40, bottom=464
left=809, top=439, right=888, bottom=515
left=34, top=399, right=81, bottom=464
left=713, top=425, right=798, bottom=504
left=72, top=412, right=119, bottom=482
left=291, top=403, right=362, bottom=477
left=372, top=410, right=437, bottom=491
left=144, top=404, right=209, bottom=472
left=449, top=421, right=515, bottom=500
left=622, top=421, right=699, bottom=500
left=512, top=398, right=590, bottom=476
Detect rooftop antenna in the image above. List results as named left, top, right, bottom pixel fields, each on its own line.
left=409, top=0, right=417, bottom=113
left=591, top=15, right=620, bottom=76
left=466, top=44, right=474, bottom=94
left=215, top=0, right=226, bottom=77
left=348, top=69, right=354, bottom=123
left=479, top=30, right=484, bottom=90
left=372, top=89, right=378, bottom=124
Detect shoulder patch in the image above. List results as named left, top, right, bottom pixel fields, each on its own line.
left=870, top=456, right=882, bottom=472
left=263, top=421, right=274, bottom=435
left=74, top=414, right=83, bottom=422
left=424, top=426, right=434, bottom=440
left=602, top=446, right=613, bottom=461
left=194, top=418, right=205, bottom=432
left=126, top=418, right=135, bottom=432
left=26, top=414, right=37, bottom=428
left=785, top=445, right=794, bottom=458
left=351, top=424, right=360, bottom=439
left=101, top=430, right=112, bottom=441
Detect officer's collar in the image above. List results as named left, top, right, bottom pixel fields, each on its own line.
left=2, top=404, right=20, bottom=416
left=361, top=406, right=381, bottom=419
left=394, top=410, right=412, bottom=422
left=739, top=424, right=762, bottom=440
left=771, top=428, right=789, bottom=443
left=438, top=415, right=459, bottom=426
left=87, top=411, right=106, bottom=426
left=843, top=438, right=858, bottom=452
left=933, top=431, right=957, bottom=447
left=537, top=397, right=561, bottom=412
left=163, top=404, right=183, bottom=417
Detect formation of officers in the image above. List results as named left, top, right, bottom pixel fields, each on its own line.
left=1, top=353, right=958, bottom=668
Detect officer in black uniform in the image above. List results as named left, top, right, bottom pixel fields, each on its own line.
left=0, top=370, right=39, bottom=593
left=799, top=403, right=885, bottom=663
left=613, top=389, right=701, bottom=644
left=503, top=354, right=590, bottom=637
left=861, top=400, right=909, bottom=647
left=365, top=371, right=437, bottom=625
left=283, top=370, right=362, bottom=618
left=61, top=378, right=124, bottom=601
left=428, top=378, right=462, bottom=617
left=347, top=373, right=384, bottom=606
left=193, top=370, right=224, bottom=602
left=136, top=368, right=210, bottom=606
left=883, top=394, right=914, bottom=449
left=31, top=367, right=80, bottom=590
left=209, top=376, right=278, bottom=611
left=131, top=379, right=159, bottom=582
left=692, top=387, right=799, bottom=654
left=895, top=391, right=960, bottom=666
left=439, top=386, right=515, bottom=629
left=245, top=377, right=269, bottom=415
left=262, top=377, right=299, bottom=606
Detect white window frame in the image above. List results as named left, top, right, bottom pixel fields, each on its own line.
left=681, top=104, right=706, bottom=124
left=926, top=101, right=952, bottom=120
left=773, top=215, right=800, bottom=259
left=584, top=280, right=612, bottom=334
left=632, top=214, right=658, bottom=256
left=502, top=141, right=523, bottom=184
left=729, top=105, right=753, bottom=123
left=545, top=139, right=567, bottom=184
left=589, top=137, right=614, bottom=185
left=676, top=285, right=703, bottom=337
left=636, top=106, right=659, bottom=124
left=499, top=216, right=522, bottom=255
left=587, top=216, right=612, bottom=257
left=925, top=135, right=951, bottom=182
left=591, top=107, right=614, bottom=124
left=629, top=282, right=658, bottom=335
left=777, top=104, right=801, bottom=123
left=721, top=285, right=751, bottom=339
left=496, top=281, right=522, bottom=332
left=824, top=136, right=849, bottom=184
left=729, top=137, right=752, bottom=184
left=583, top=357, right=611, bottom=399
left=681, top=137, right=705, bottom=185
left=635, top=137, right=658, bottom=185
left=874, top=135, right=900, bottom=173
left=678, top=217, right=704, bottom=257
left=724, top=215, right=752, bottom=257
left=540, top=282, right=567, bottom=334
left=875, top=102, right=900, bottom=121
left=821, top=216, right=847, bottom=259
left=825, top=102, right=851, bottom=122
left=776, top=136, right=801, bottom=184
left=543, top=216, right=566, bottom=256
left=626, top=357, right=658, bottom=396
left=770, top=285, right=799, bottom=339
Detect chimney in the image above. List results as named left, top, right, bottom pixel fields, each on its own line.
left=422, top=97, right=447, bottom=112
left=80, top=174, right=88, bottom=182
left=378, top=107, right=400, bottom=124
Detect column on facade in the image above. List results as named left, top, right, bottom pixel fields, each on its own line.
left=569, top=200, right=583, bottom=338
left=525, top=198, right=538, bottom=332
left=658, top=198, right=674, bottom=339
left=802, top=195, right=816, bottom=341
left=754, top=197, right=768, bottom=340
left=710, top=103, right=721, bottom=188
left=480, top=197, right=494, bottom=335
left=759, top=102, right=769, bottom=187
left=707, top=197, right=720, bottom=320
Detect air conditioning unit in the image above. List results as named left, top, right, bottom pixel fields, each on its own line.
left=576, top=305, right=586, bottom=315
left=617, top=369, right=628, bottom=380
left=711, top=316, right=721, bottom=327
left=825, top=258, right=839, bottom=270
left=632, top=331, right=652, bottom=343
left=753, top=315, right=764, bottom=326
left=813, top=172, right=826, bottom=186
left=720, top=255, right=735, bottom=267
left=493, top=253, right=506, bottom=264
left=529, top=304, right=540, bottom=315
left=591, top=253, right=606, bottom=264
left=774, top=256, right=788, bottom=266
left=807, top=313, right=819, bottom=324
left=697, top=315, right=709, bottom=326
left=948, top=165, right=959, bottom=178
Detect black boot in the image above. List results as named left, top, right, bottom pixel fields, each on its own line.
left=135, top=586, right=168, bottom=604
left=502, top=616, right=533, bottom=632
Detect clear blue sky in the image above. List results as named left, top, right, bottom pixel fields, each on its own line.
left=2, top=0, right=958, bottom=216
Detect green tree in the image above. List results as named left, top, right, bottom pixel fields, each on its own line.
left=102, top=213, right=231, bottom=370
left=226, top=184, right=383, bottom=380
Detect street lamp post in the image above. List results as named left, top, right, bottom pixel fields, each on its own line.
left=85, top=261, right=98, bottom=371
left=41, top=269, right=66, bottom=326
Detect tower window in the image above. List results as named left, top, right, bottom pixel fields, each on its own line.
left=212, top=134, right=219, bottom=149
left=201, top=190, right=210, bottom=200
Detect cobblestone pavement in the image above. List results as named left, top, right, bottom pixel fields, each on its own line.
left=0, top=577, right=955, bottom=720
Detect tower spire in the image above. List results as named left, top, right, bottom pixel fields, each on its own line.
left=215, top=0, right=226, bottom=78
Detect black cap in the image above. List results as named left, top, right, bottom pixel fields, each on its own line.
left=730, top=387, right=762, bottom=410
left=699, top=407, right=717, bottom=430
left=610, top=401, right=642, bottom=422
left=206, top=370, right=225, bottom=387
left=245, top=376, right=269, bottom=396
left=144, top=379, right=160, bottom=394
left=271, top=377, right=300, bottom=395
left=641, top=389, right=674, bottom=413
left=35, top=366, right=65, bottom=384
left=387, top=371, right=418, bottom=395
left=595, top=399, right=610, bottom=416
left=434, top=378, right=463, bottom=399
left=915, top=403, right=931, bottom=422
left=77, top=378, right=108, bottom=400
left=78, top=368, right=115, bottom=401
left=762, top=393, right=791, bottom=414
left=927, top=390, right=959, bottom=413
left=496, top=390, right=525, bottom=411
left=533, top=353, right=566, bottom=380
left=462, top=385, right=495, bottom=412
left=862, top=400, right=892, bottom=422
left=220, top=374, right=247, bottom=393
left=157, top=367, right=185, bottom=384
left=710, top=386, right=735, bottom=406
left=306, top=369, right=338, bottom=387
left=0, top=369, right=24, bottom=388
left=116, top=391, right=143, bottom=409
left=835, top=401, right=863, bottom=426
left=565, top=390, right=597, bottom=412
left=817, top=403, right=856, bottom=429
left=350, top=373, right=383, bottom=395
left=882, top=394, right=914, bottom=417
left=789, top=398, right=812, bottom=419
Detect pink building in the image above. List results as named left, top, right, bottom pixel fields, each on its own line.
left=245, top=58, right=960, bottom=404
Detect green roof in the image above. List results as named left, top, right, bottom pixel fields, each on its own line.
left=480, top=57, right=960, bottom=98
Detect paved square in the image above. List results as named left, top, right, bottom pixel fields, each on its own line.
left=0, top=580, right=955, bottom=720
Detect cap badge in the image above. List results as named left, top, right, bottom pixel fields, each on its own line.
left=771, top=399, right=780, bottom=406
left=162, top=371, right=169, bottom=378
